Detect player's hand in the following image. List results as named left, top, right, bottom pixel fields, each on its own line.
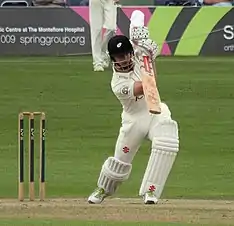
left=137, top=39, right=159, bottom=60
left=129, top=26, right=149, bottom=41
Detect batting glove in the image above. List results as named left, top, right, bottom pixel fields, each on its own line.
left=130, top=26, right=149, bottom=41
left=137, top=39, right=159, bottom=60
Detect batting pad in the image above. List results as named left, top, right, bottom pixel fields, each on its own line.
left=98, top=156, right=132, bottom=195
left=139, top=119, right=179, bottom=198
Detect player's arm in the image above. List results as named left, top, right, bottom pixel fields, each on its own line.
left=112, top=79, right=143, bottom=99
left=133, top=81, right=143, bottom=96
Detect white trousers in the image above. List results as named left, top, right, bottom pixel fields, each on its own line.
left=114, top=103, right=172, bottom=163
left=89, top=0, right=117, bottom=66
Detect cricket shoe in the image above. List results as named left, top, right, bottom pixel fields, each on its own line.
left=88, top=187, right=108, bottom=204
left=143, top=191, right=158, bottom=204
left=93, top=64, right=104, bottom=72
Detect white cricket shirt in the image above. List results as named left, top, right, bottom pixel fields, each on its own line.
left=111, top=62, right=148, bottom=118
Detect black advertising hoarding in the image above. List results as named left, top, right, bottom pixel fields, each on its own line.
left=0, top=8, right=91, bottom=55
left=0, top=7, right=233, bottom=56
left=129, top=7, right=234, bottom=56
left=199, top=8, right=234, bottom=56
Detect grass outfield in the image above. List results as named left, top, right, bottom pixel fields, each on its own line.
left=0, top=56, right=233, bottom=225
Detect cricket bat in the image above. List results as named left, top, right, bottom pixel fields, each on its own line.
left=139, top=49, right=161, bottom=114
left=130, top=10, right=161, bottom=114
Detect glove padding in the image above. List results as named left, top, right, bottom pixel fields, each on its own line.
left=136, top=38, right=159, bottom=60
left=129, top=26, right=149, bottom=41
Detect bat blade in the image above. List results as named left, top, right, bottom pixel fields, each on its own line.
left=140, top=55, right=161, bottom=114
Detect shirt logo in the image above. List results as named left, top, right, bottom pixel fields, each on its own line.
left=121, top=86, right=129, bottom=95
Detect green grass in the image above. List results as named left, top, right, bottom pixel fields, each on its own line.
left=0, top=56, right=233, bottom=200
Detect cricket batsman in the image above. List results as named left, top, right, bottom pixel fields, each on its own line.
left=88, top=10, right=179, bottom=204
left=89, top=0, right=118, bottom=72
